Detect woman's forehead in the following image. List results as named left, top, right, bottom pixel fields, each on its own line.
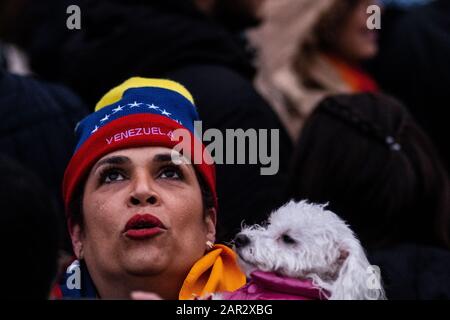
left=94, top=146, right=189, bottom=167
left=102, top=146, right=171, bottom=160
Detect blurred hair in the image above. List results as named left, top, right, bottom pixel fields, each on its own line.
left=315, top=0, right=361, bottom=52
left=297, top=0, right=362, bottom=77
left=0, top=154, right=61, bottom=299
left=288, top=93, right=450, bottom=250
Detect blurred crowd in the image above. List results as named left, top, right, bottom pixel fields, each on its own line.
left=0, top=0, right=448, bottom=299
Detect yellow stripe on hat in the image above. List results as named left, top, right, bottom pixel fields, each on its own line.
left=95, top=77, right=195, bottom=111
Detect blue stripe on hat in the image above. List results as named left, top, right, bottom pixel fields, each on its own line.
left=74, top=87, right=200, bottom=151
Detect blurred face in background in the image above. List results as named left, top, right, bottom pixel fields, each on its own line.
left=317, top=0, right=380, bottom=64
left=335, top=0, right=380, bottom=63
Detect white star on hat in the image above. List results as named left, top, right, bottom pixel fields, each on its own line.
left=112, top=105, right=124, bottom=113
left=161, top=109, right=172, bottom=116
left=91, top=125, right=99, bottom=134
left=147, top=104, right=159, bottom=110
left=129, top=101, right=143, bottom=108
left=100, top=114, right=110, bottom=123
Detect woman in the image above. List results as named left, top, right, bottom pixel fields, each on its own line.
left=52, top=78, right=246, bottom=299
left=250, top=0, right=380, bottom=140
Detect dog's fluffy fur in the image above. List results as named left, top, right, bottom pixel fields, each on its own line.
left=233, top=200, right=386, bottom=300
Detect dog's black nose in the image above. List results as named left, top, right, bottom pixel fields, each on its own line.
left=234, top=234, right=250, bottom=248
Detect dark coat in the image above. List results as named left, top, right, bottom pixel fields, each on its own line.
left=0, top=68, right=88, bottom=212
left=369, top=244, right=450, bottom=300
left=369, top=0, right=450, bottom=169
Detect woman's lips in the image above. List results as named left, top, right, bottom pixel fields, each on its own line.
left=123, top=213, right=166, bottom=240
left=125, top=228, right=164, bottom=240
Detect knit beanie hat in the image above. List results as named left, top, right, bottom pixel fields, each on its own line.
left=63, top=77, right=217, bottom=222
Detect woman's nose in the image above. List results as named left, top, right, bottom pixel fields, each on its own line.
left=128, top=173, right=160, bottom=207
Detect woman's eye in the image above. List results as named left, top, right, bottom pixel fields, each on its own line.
left=101, top=170, right=125, bottom=183
left=160, top=167, right=182, bottom=180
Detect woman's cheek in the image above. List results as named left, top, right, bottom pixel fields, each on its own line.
left=85, top=195, right=120, bottom=240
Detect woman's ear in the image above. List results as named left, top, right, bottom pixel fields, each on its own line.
left=70, top=223, right=84, bottom=260
left=204, top=207, right=217, bottom=243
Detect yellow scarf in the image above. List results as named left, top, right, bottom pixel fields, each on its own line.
left=179, top=244, right=246, bottom=300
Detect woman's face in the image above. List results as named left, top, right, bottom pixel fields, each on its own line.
left=71, top=146, right=216, bottom=284
left=336, top=0, right=379, bottom=63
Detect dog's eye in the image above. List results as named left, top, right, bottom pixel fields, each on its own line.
left=281, top=234, right=296, bottom=245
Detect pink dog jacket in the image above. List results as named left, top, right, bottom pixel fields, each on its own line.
left=221, top=270, right=329, bottom=300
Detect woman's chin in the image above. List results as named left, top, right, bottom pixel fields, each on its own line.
left=124, top=263, right=166, bottom=277
left=122, top=251, right=168, bottom=276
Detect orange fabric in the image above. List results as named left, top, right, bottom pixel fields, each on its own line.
left=179, top=244, right=246, bottom=300
left=325, top=54, right=378, bottom=93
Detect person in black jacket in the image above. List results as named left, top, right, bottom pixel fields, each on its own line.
left=0, top=68, right=88, bottom=203
left=368, top=0, right=450, bottom=170
left=288, top=93, right=450, bottom=299
left=0, top=67, right=89, bottom=250
left=0, top=154, right=61, bottom=299
left=14, top=0, right=292, bottom=242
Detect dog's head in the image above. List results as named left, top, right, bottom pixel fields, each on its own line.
left=234, top=200, right=385, bottom=300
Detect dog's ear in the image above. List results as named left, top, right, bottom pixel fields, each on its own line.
left=337, top=249, right=349, bottom=265
left=329, top=239, right=385, bottom=300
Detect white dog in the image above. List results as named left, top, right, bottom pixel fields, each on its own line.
left=228, top=200, right=385, bottom=300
